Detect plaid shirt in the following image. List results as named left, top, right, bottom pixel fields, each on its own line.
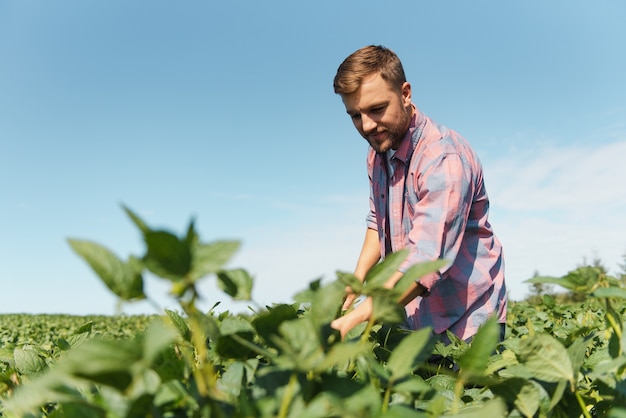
left=365, top=107, right=507, bottom=340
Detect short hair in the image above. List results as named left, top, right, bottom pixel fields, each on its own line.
left=333, top=45, right=407, bottom=95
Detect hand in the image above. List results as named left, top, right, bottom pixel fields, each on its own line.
left=341, top=291, right=358, bottom=311
left=331, top=297, right=373, bottom=339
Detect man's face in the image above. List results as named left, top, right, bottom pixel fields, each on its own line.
left=341, top=72, right=413, bottom=153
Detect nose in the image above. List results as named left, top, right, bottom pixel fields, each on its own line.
left=361, top=113, right=377, bottom=133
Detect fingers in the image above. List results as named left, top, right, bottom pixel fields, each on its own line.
left=342, top=294, right=356, bottom=311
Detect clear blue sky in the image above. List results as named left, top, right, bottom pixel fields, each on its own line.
left=2, top=1, right=625, bottom=315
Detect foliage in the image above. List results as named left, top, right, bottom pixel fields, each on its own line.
left=1, top=206, right=626, bottom=417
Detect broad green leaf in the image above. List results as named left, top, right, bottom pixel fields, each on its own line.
left=154, top=380, right=192, bottom=409
left=217, top=268, right=253, bottom=300
left=217, top=360, right=245, bottom=400
left=526, top=266, right=602, bottom=294
left=338, top=379, right=382, bottom=417
left=68, top=239, right=145, bottom=301
left=189, top=240, right=240, bottom=282
left=216, top=317, right=256, bottom=359
left=220, top=316, right=255, bottom=335
left=184, top=217, right=198, bottom=246
left=309, top=280, right=345, bottom=327
left=317, top=341, right=369, bottom=370
left=387, top=327, right=435, bottom=381
left=142, top=320, right=178, bottom=365
left=76, top=321, right=93, bottom=334
left=592, top=287, right=626, bottom=300
left=144, top=230, right=192, bottom=280
left=54, top=401, right=105, bottom=418
left=14, top=347, right=47, bottom=376
left=60, top=338, right=142, bottom=390
left=276, top=318, right=324, bottom=371
left=1, top=371, right=74, bottom=417
left=516, top=334, right=574, bottom=386
left=123, top=205, right=149, bottom=234
left=392, top=376, right=432, bottom=395
left=441, top=396, right=507, bottom=417
left=292, top=277, right=323, bottom=304
left=567, top=334, right=593, bottom=379
left=314, top=374, right=381, bottom=416
left=337, top=271, right=363, bottom=294
left=126, top=392, right=157, bottom=418
left=394, top=259, right=447, bottom=296
left=371, top=292, right=406, bottom=325
left=491, top=377, right=540, bottom=418
left=252, top=304, right=298, bottom=345
left=426, top=373, right=457, bottom=391
left=365, top=249, right=409, bottom=289
left=164, top=309, right=191, bottom=342
left=457, top=316, right=500, bottom=376
left=381, top=404, right=429, bottom=417
left=608, top=408, right=626, bottom=418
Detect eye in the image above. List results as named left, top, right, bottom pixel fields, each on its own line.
left=349, top=113, right=362, bottom=121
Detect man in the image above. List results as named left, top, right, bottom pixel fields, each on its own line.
left=330, top=45, right=507, bottom=342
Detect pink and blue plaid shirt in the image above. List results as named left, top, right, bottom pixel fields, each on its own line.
left=366, top=106, right=507, bottom=340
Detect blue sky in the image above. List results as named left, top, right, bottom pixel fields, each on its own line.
left=2, top=1, right=625, bottom=315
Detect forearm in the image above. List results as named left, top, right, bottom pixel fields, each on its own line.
left=353, top=227, right=381, bottom=281
left=385, top=270, right=428, bottom=306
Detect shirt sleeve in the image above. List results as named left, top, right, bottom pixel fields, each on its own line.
left=400, top=151, right=474, bottom=291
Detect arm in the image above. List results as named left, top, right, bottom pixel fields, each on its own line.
left=342, top=227, right=380, bottom=310
left=332, top=268, right=428, bottom=339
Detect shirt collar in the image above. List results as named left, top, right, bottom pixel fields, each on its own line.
left=393, top=104, right=425, bottom=164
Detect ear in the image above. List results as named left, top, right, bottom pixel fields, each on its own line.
left=401, top=82, right=412, bottom=106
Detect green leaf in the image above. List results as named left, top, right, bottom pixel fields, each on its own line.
left=387, top=327, right=435, bottom=381
left=217, top=360, right=245, bottom=400
left=371, top=292, right=406, bottom=325
left=67, top=239, right=145, bottom=301
left=252, top=304, right=298, bottom=345
left=60, top=338, right=142, bottom=390
left=337, top=271, right=363, bottom=294
left=309, top=280, right=345, bottom=328
left=142, top=320, right=178, bottom=365
left=317, top=341, right=369, bottom=370
left=392, top=376, right=432, bottom=395
left=76, top=321, right=93, bottom=334
left=217, top=268, right=253, bottom=301
left=189, top=240, right=240, bottom=282
left=394, top=259, right=447, bottom=295
left=592, top=287, right=626, bottom=299
left=441, top=396, right=507, bottom=417
left=164, top=309, right=191, bottom=342
left=381, top=404, right=429, bottom=417
left=276, top=318, right=324, bottom=371
left=365, top=249, right=409, bottom=289
left=457, top=316, right=500, bottom=376
left=123, top=205, right=150, bottom=234
left=216, top=317, right=256, bottom=359
left=292, top=277, right=322, bottom=304
left=144, top=230, right=192, bottom=280
left=14, top=346, right=47, bottom=376
left=567, top=334, right=593, bottom=379
left=491, top=377, right=541, bottom=418
left=516, top=334, right=575, bottom=386
left=525, top=266, right=602, bottom=294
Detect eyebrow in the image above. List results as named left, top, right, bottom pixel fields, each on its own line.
left=346, top=101, right=387, bottom=117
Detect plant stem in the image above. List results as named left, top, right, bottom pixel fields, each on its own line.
left=382, top=384, right=391, bottom=414
left=278, top=372, right=298, bottom=418
left=575, top=391, right=592, bottom=418
left=360, top=318, right=376, bottom=345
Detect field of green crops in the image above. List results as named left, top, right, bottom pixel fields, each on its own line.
left=1, top=207, right=625, bottom=417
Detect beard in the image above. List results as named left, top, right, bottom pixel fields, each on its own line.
left=362, top=108, right=412, bottom=154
